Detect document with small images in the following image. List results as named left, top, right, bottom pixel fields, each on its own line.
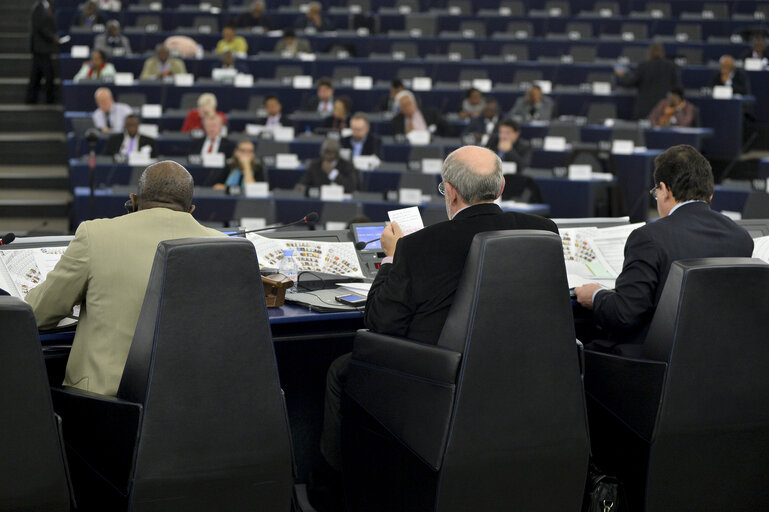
left=0, top=247, right=79, bottom=328
left=246, top=233, right=365, bottom=278
left=561, top=223, right=644, bottom=288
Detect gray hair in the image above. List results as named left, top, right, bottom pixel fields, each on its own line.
left=441, top=150, right=503, bottom=204
left=320, top=137, right=340, bottom=154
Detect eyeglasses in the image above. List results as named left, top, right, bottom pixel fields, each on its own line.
left=649, top=185, right=659, bottom=201
left=438, top=181, right=446, bottom=196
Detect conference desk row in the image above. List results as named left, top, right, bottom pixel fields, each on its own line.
left=62, top=80, right=746, bottom=158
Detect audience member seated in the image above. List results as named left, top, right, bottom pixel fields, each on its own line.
left=215, top=51, right=248, bottom=76
left=182, top=92, right=227, bottom=133
left=73, top=49, right=115, bottom=82
left=25, top=161, right=224, bottom=396
left=508, top=84, right=554, bottom=122
left=303, top=77, right=335, bottom=116
left=163, top=35, right=199, bottom=58
left=140, top=44, right=187, bottom=80
left=341, top=113, right=382, bottom=158
left=213, top=139, right=266, bottom=189
left=741, top=36, right=769, bottom=61
left=391, top=91, right=451, bottom=137
left=215, top=24, right=248, bottom=56
left=575, top=145, right=754, bottom=349
left=487, top=119, right=531, bottom=170
left=616, top=43, right=682, bottom=119
left=102, top=114, right=158, bottom=158
left=92, top=86, right=132, bottom=133
left=256, top=95, right=291, bottom=127
left=459, top=87, right=486, bottom=120
left=322, top=96, right=352, bottom=131
left=237, top=0, right=271, bottom=30
left=190, top=115, right=234, bottom=158
left=648, top=88, right=698, bottom=128
left=377, top=78, right=405, bottom=113
left=711, top=55, right=751, bottom=95
left=317, top=146, right=558, bottom=482
left=296, top=138, right=359, bottom=194
left=273, top=28, right=311, bottom=56
left=93, top=20, right=131, bottom=58
left=72, top=0, right=105, bottom=28
left=463, top=98, right=501, bottom=143
left=294, top=1, right=331, bottom=32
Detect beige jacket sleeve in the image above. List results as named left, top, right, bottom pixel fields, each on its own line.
left=26, top=223, right=90, bottom=329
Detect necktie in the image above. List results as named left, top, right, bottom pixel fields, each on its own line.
left=207, top=140, right=214, bottom=153
left=126, top=137, right=135, bottom=154
left=105, top=111, right=111, bottom=129
left=406, top=117, right=412, bottom=133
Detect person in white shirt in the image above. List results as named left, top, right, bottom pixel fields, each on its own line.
left=92, top=87, right=132, bottom=132
left=257, top=95, right=289, bottom=127
left=102, top=114, right=157, bottom=158
left=191, top=115, right=234, bottom=158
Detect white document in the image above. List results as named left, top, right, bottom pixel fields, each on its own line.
left=398, top=188, right=422, bottom=205
left=352, top=76, right=373, bottom=90
left=388, top=206, right=424, bottom=235
left=244, top=182, right=269, bottom=198
left=234, top=73, right=254, bottom=87
left=712, top=85, right=733, bottom=99
left=560, top=223, right=644, bottom=279
left=113, top=73, right=134, bottom=86
left=336, top=282, right=372, bottom=296
left=543, top=136, right=567, bottom=151
left=752, top=236, right=769, bottom=263
left=421, top=158, right=443, bottom=174
left=173, top=74, right=194, bottom=86
left=246, top=234, right=364, bottom=278
left=141, top=104, right=162, bottom=118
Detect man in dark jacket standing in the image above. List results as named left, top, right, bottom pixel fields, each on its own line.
left=26, top=0, right=59, bottom=104
left=616, top=43, right=681, bottom=119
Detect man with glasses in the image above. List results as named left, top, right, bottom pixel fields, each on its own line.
left=574, top=145, right=753, bottom=349
left=310, top=146, right=557, bottom=510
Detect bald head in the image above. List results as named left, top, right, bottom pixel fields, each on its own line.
left=441, top=146, right=504, bottom=216
left=94, top=87, right=114, bottom=112
left=135, top=161, right=195, bottom=212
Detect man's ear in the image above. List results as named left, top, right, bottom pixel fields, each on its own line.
left=130, top=193, right=138, bottom=212
left=498, top=176, right=506, bottom=199
left=188, top=204, right=196, bottom=214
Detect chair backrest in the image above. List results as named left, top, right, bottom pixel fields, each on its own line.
left=399, top=172, right=439, bottom=194
left=501, top=43, right=529, bottom=61
left=391, top=41, right=419, bottom=58
left=512, top=69, right=543, bottom=85
left=0, top=297, right=70, bottom=511
left=674, top=23, right=702, bottom=40
left=135, top=15, right=162, bottom=31
left=232, top=198, right=275, bottom=225
left=117, top=238, right=293, bottom=510
left=545, top=0, right=570, bottom=16
left=405, top=14, right=437, bottom=36
left=448, top=42, right=475, bottom=60
left=459, top=20, right=485, bottom=37
left=586, top=102, right=617, bottom=124
left=571, top=45, right=597, bottom=62
left=642, top=258, right=769, bottom=510
left=506, top=21, right=534, bottom=38
left=500, top=0, right=525, bottom=15
left=179, top=92, right=199, bottom=111
left=620, top=22, right=648, bottom=40
left=566, top=22, right=593, bottom=39
left=247, top=94, right=265, bottom=112
left=435, top=231, right=589, bottom=510
left=594, top=1, right=619, bottom=15
left=193, top=15, right=219, bottom=33
left=742, top=192, right=769, bottom=219
left=548, top=121, right=581, bottom=142
left=119, top=93, right=147, bottom=108
left=645, top=2, right=671, bottom=17
left=319, top=201, right=362, bottom=228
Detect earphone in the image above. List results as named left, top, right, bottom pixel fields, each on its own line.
left=124, top=198, right=136, bottom=214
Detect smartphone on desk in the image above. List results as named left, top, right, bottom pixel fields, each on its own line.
left=335, top=294, right=366, bottom=307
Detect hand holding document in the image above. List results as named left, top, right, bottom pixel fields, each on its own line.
left=387, top=206, right=424, bottom=235
left=562, top=223, right=644, bottom=289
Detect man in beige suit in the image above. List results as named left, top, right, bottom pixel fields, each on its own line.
left=139, top=44, right=187, bottom=80
left=26, top=161, right=224, bottom=396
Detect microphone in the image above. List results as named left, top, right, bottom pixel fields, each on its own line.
left=354, top=238, right=380, bottom=251
left=0, top=233, right=15, bottom=246
left=230, top=212, right=319, bottom=236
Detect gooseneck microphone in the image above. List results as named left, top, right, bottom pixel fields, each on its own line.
left=0, top=233, right=16, bottom=246
left=230, top=212, right=319, bottom=236
left=354, top=238, right=380, bottom=251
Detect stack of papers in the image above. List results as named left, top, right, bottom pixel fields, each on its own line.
left=247, top=234, right=365, bottom=278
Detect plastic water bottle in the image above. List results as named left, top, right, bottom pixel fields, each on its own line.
left=278, top=249, right=298, bottom=293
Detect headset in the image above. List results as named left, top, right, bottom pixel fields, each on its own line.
left=124, top=197, right=136, bottom=214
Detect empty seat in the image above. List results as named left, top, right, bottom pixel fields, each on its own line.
left=407, top=146, right=445, bottom=171
left=512, top=69, right=544, bottom=85
left=506, top=21, right=534, bottom=38
left=320, top=202, right=362, bottom=229
left=593, top=1, right=620, bottom=16
left=332, top=66, right=362, bottom=83
left=621, top=45, right=649, bottom=63
left=501, top=43, right=529, bottom=61
left=275, top=65, right=304, bottom=80
left=499, top=0, right=525, bottom=15
left=570, top=150, right=605, bottom=173
left=397, top=67, right=427, bottom=80
left=447, top=42, right=475, bottom=60
left=566, top=22, right=593, bottom=39
left=391, top=42, right=419, bottom=58
left=447, top=0, right=472, bottom=13
left=702, top=2, right=729, bottom=18
left=545, top=0, right=570, bottom=16
left=620, top=22, right=648, bottom=40
left=119, top=92, right=146, bottom=108
left=399, top=173, right=440, bottom=194
left=134, top=15, right=161, bottom=31
left=232, top=199, right=275, bottom=224
left=644, top=2, right=671, bottom=17
left=395, top=0, right=419, bottom=12
left=405, top=14, right=437, bottom=36
left=548, top=121, right=581, bottom=142
left=586, top=103, right=618, bottom=124
left=585, top=71, right=614, bottom=84
left=612, top=125, right=646, bottom=146
left=71, top=117, right=95, bottom=137
left=674, top=48, right=703, bottom=65
left=179, top=92, right=199, bottom=111
left=458, top=68, right=488, bottom=83
left=459, top=20, right=485, bottom=37
left=247, top=95, right=266, bottom=112
left=192, top=16, right=219, bottom=33
left=255, top=140, right=289, bottom=158
left=571, top=45, right=597, bottom=62
left=675, top=24, right=702, bottom=41
left=0, top=297, right=71, bottom=511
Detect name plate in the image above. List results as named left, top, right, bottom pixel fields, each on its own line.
left=352, top=76, right=373, bottom=90
left=141, top=104, right=162, bottom=118
left=611, top=139, right=635, bottom=155
left=745, top=58, right=764, bottom=71
left=412, top=77, right=432, bottom=91
left=472, top=78, right=493, bottom=92
left=320, top=184, right=345, bottom=201
left=244, top=182, right=269, bottom=198
left=568, top=164, right=592, bottom=180
left=138, top=124, right=159, bottom=138
left=592, top=82, right=611, bottom=95
left=71, top=45, right=90, bottom=58
left=712, top=85, right=733, bottom=99
left=406, top=130, right=431, bottom=146
left=273, top=126, right=295, bottom=142
left=245, top=124, right=263, bottom=136
left=501, top=161, right=517, bottom=174
left=293, top=75, right=314, bottom=89
left=326, top=221, right=348, bottom=231
left=534, top=80, right=552, bottom=94
left=128, top=152, right=154, bottom=166
left=421, top=158, right=443, bottom=174
left=276, top=153, right=300, bottom=169
left=298, top=52, right=316, bottom=61
left=543, top=136, right=567, bottom=151
left=241, top=217, right=266, bottom=229
left=173, top=73, right=194, bottom=86
left=212, top=68, right=237, bottom=81
left=202, top=152, right=225, bottom=168
left=398, top=188, right=423, bottom=205
left=353, top=155, right=381, bottom=170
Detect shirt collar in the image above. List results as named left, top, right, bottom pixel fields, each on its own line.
left=669, top=199, right=705, bottom=215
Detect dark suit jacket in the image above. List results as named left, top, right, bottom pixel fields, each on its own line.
left=190, top=137, right=235, bottom=158
left=30, top=1, right=58, bottom=55
left=102, top=134, right=158, bottom=158
left=297, top=158, right=359, bottom=193
left=365, top=203, right=558, bottom=345
left=617, top=57, right=682, bottom=119
left=710, top=69, right=751, bottom=95
left=593, top=201, right=754, bottom=346
left=255, top=114, right=293, bottom=127
left=341, top=134, right=382, bottom=158
left=463, top=116, right=500, bottom=136
left=390, top=107, right=451, bottom=137
left=486, top=136, right=532, bottom=169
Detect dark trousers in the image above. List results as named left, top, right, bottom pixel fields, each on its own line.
left=320, top=352, right=351, bottom=472
left=26, top=53, right=56, bottom=104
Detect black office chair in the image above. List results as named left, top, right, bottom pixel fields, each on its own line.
left=585, top=258, right=769, bottom=512
left=743, top=192, right=769, bottom=218
left=320, top=201, right=363, bottom=229
left=51, top=238, right=294, bottom=511
left=0, top=297, right=72, bottom=511
left=341, top=231, right=590, bottom=511
left=501, top=174, right=544, bottom=203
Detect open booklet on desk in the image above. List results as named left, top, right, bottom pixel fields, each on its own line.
left=0, top=247, right=79, bottom=328
left=561, top=223, right=645, bottom=290
left=247, top=233, right=365, bottom=278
